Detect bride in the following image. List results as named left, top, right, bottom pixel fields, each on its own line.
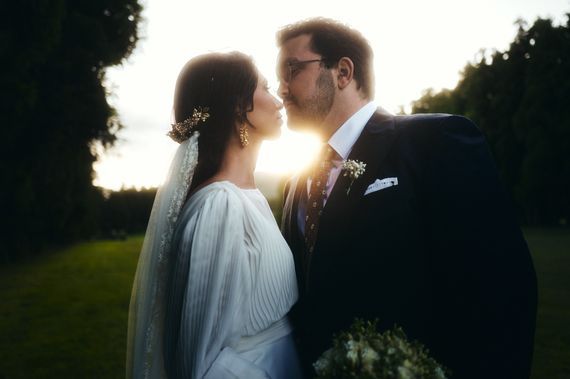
left=126, top=52, right=302, bottom=378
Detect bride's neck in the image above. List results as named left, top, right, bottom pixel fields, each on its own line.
left=214, top=140, right=260, bottom=189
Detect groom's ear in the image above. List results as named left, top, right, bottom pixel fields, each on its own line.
left=336, top=57, right=354, bottom=90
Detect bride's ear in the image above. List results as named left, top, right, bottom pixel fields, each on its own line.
left=234, top=111, right=245, bottom=132
left=336, top=57, right=354, bottom=90
left=235, top=107, right=248, bottom=125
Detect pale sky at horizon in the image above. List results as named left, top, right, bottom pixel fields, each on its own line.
left=93, top=0, right=570, bottom=191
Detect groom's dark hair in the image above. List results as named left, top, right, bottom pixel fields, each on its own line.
left=173, top=52, right=258, bottom=192
left=277, top=17, right=375, bottom=99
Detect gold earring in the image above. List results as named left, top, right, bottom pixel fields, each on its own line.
left=239, top=124, right=249, bottom=147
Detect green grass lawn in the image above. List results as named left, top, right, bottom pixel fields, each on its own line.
left=0, top=237, right=142, bottom=379
left=0, top=229, right=568, bottom=378
left=525, top=228, right=570, bottom=379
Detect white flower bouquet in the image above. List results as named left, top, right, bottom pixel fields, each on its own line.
left=314, top=319, right=449, bottom=379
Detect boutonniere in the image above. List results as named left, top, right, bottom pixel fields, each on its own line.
left=342, top=159, right=366, bottom=195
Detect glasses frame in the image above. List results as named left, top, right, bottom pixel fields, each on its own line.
left=279, top=58, right=328, bottom=83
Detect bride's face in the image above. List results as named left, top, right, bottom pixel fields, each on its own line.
left=246, top=75, right=284, bottom=141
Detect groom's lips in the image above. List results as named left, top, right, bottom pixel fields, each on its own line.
left=283, top=103, right=296, bottom=114
left=283, top=98, right=295, bottom=108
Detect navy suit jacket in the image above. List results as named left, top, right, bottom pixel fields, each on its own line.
left=281, top=110, right=537, bottom=378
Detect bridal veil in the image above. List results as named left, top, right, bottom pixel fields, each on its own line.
left=126, top=132, right=199, bottom=379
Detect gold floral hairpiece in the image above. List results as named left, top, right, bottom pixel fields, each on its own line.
left=167, top=106, right=210, bottom=143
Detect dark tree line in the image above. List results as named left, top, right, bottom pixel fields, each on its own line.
left=2, top=4, right=567, bottom=261
left=412, top=14, right=570, bottom=226
left=1, top=0, right=143, bottom=261
left=100, top=188, right=157, bottom=238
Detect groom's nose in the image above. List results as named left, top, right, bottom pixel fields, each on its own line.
left=277, top=80, right=288, bottom=100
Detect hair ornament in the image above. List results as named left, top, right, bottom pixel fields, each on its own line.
left=167, top=106, right=210, bottom=143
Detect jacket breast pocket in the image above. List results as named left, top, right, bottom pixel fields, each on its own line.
left=358, top=178, right=417, bottom=225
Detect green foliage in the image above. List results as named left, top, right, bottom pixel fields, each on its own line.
left=314, top=319, right=449, bottom=379
left=100, top=188, right=157, bottom=237
left=1, top=0, right=143, bottom=260
left=411, top=14, right=570, bottom=225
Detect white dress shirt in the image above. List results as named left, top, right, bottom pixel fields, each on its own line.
left=299, top=101, right=378, bottom=234
left=308, top=101, right=378, bottom=202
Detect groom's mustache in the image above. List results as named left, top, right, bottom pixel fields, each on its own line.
left=281, top=96, right=297, bottom=106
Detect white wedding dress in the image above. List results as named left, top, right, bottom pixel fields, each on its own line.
left=163, top=180, right=302, bottom=378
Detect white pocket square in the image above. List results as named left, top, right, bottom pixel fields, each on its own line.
left=364, top=177, right=398, bottom=196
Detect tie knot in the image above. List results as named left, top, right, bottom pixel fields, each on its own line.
left=320, top=144, right=335, bottom=162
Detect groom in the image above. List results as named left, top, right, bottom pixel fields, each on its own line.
left=277, top=18, right=537, bottom=378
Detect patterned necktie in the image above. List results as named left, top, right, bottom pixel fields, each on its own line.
left=304, top=144, right=335, bottom=255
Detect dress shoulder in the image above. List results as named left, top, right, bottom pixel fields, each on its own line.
left=171, top=181, right=248, bottom=255
left=181, top=181, right=245, bottom=219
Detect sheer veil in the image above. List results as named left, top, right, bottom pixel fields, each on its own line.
left=126, top=131, right=200, bottom=379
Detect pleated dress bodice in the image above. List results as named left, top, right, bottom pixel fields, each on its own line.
left=164, top=181, right=300, bottom=378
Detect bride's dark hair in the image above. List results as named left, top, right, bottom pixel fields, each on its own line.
left=172, top=51, right=258, bottom=192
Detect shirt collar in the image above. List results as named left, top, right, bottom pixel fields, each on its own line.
left=328, top=101, right=377, bottom=160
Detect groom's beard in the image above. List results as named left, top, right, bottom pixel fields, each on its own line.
left=285, top=70, right=335, bottom=132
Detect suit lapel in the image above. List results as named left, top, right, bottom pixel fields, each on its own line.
left=316, top=110, right=396, bottom=251
left=287, top=168, right=311, bottom=292
left=293, top=170, right=310, bottom=237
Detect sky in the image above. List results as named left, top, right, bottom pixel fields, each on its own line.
left=93, top=0, right=570, bottom=190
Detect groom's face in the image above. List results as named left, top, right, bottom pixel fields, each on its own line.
left=277, top=34, right=335, bottom=134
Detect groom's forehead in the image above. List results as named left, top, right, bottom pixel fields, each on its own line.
left=278, top=34, right=316, bottom=62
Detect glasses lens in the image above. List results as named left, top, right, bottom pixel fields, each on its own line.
left=278, top=59, right=324, bottom=82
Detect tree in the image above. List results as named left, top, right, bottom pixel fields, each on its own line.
left=100, top=188, right=157, bottom=237
left=411, top=14, right=570, bottom=225
left=1, top=0, right=143, bottom=260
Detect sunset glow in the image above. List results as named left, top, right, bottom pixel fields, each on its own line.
left=92, top=0, right=569, bottom=190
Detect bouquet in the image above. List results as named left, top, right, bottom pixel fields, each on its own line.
left=313, top=319, right=449, bottom=379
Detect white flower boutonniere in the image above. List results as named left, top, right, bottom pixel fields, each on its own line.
left=342, top=159, right=366, bottom=195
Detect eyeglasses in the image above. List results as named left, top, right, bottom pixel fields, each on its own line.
left=278, top=58, right=327, bottom=83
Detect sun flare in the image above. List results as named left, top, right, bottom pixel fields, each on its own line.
left=256, top=128, right=321, bottom=175
left=93, top=126, right=320, bottom=191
